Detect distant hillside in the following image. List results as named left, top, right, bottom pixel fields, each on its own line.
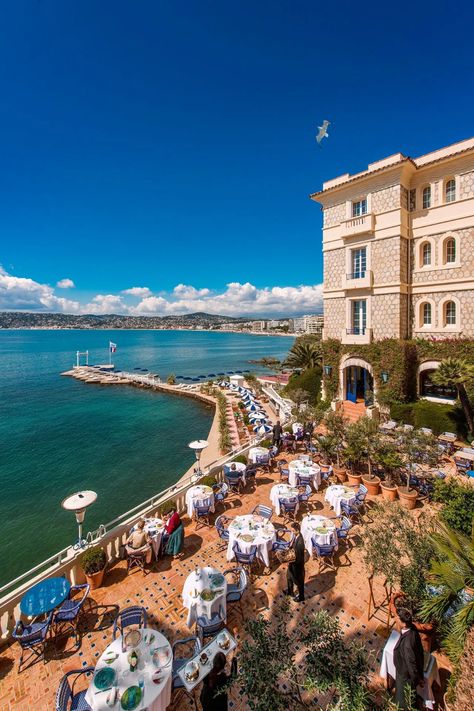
left=0, top=311, right=240, bottom=330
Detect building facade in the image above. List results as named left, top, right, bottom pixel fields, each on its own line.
left=293, top=314, right=324, bottom=335
left=311, top=137, right=474, bottom=405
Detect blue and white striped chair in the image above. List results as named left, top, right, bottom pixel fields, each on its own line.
left=55, top=667, right=94, bottom=711
left=232, top=542, right=258, bottom=578
left=112, top=606, right=146, bottom=640
left=272, top=528, right=295, bottom=557
left=215, top=514, right=232, bottom=550
left=252, top=504, right=273, bottom=521
left=256, top=454, right=271, bottom=472
left=340, top=498, right=361, bottom=523
left=311, top=540, right=337, bottom=572
left=193, top=499, right=212, bottom=528
left=297, top=484, right=313, bottom=512
left=212, top=482, right=229, bottom=509
left=224, top=566, right=248, bottom=616
left=279, top=497, right=298, bottom=522
left=13, top=611, right=53, bottom=671
left=277, top=459, right=290, bottom=482
left=196, top=605, right=226, bottom=644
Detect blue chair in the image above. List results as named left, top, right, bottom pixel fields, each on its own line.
left=244, top=462, right=258, bottom=487
left=297, top=484, right=313, bottom=512
left=305, top=441, right=318, bottom=455
left=252, top=504, right=273, bottom=520
left=224, top=471, right=243, bottom=494
left=232, top=541, right=258, bottom=577
left=277, top=459, right=290, bottom=482
left=13, top=611, right=53, bottom=670
left=272, top=528, right=295, bottom=556
left=112, top=606, right=147, bottom=640
left=224, top=566, right=248, bottom=616
left=356, top=483, right=368, bottom=502
left=212, top=482, right=228, bottom=508
left=311, top=540, right=337, bottom=571
left=256, top=454, right=271, bottom=472
left=55, top=666, right=94, bottom=711
left=340, top=498, right=361, bottom=522
left=296, top=474, right=313, bottom=488
left=196, top=605, right=226, bottom=644
left=53, top=583, right=90, bottom=643
left=280, top=497, right=298, bottom=521
left=215, top=514, right=232, bottom=550
left=193, top=500, right=212, bottom=528
left=336, top=516, right=352, bottom=548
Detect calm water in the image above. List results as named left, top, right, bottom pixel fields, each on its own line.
left=0, top=329, right=292, bottom=585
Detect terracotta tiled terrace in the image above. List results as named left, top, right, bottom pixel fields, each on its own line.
left=0, top=452, right=449, bottom=710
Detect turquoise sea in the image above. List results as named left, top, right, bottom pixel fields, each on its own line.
left=0, top=329, right=292, bottom=586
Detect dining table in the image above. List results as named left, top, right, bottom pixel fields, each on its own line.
left=288, top=460, right=321, bottom=489
left=248, top=446, right=269, bottom=464
left=182, top=566, right=227, bottom=627
left=20, top=577, right=71, bottom=618
left=379, top=629, right=440, bottom=710
left=226, top=514, right=275, bottom=567
left=177, top=628, right=237, bottom=693
left=324, top=484, right=357, bottom=516
left=131, top=517, right=165, bottom=560
left=269, top=483, right=300, bottom=516
left=300, top=514, right=337, bottom=555
left=84, top=627, right=172, bottom=711
left=185, top=485, right=215, bottom=518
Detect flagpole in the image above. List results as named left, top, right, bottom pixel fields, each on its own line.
left=109, top=343, right=112, bottom=366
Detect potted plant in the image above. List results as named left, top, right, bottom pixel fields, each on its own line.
left=376, top=442, right=403, bottom=502
left=315, top=433, right=347, bottom=482
left=322, top=411, right=347, bottom=481
left=397, top=430, right=439, bottom=509
left=81, top=546, right=107, bottom=590
left=345, top=417, right=381, bottom=493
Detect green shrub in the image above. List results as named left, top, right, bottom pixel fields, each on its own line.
left=260, top=438, right=272, bottom=447
left=232, top=454, right=248, bottom=465
left=284, top=366, right=322, bottom=405
left=159, top=499, right=177, bottom=517
left=432, top=479, right=474, bottom=536
left=390, top=400, right=466, bottom=436
left=199, top=475, right=217, bottom=488
left=81, top=546, right=107, bottom=575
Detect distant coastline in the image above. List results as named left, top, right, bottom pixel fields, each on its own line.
left=0, top=326, right=296, bottom=337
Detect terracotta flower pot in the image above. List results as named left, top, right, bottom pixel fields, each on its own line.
left=380, top=482, right=398, bottom=501
left=397, top=486, right=418, bottom=510
left=390, top=593, right=436, bottom=651
left=85, top=567, right=105, bottom=590
left=333, top=467, right=347, bottom=483
left=362, top=475, right=380, bottom=496
left=347, top=472, right=362, bottom=487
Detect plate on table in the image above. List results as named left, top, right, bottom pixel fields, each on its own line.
left=120, top=686, right=142, bottom=710
left=124, top=629, right=142, bottom=648
left=217, top=631, right=231, bottom=650
left=315, top=527, right=329, bottom=535
left=240, top=534, right=255, bottom=543
left=200, top=588, right=216, bottom=602
left=103, top=650, right=118, bottom=665
left=94, top=666, right=116, bottom=690
left=184, top=660, right=200, bottom=682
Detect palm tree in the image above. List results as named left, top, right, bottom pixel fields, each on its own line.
left=284, top=341, right=322, bottom=370
left=419, top=524, right=474, bottom=663
left=431, top=358, right=474, bottom=434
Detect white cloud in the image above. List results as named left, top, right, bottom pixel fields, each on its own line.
left=121, top=286, right=152, bottom=297
left=56, top=278, right=75, bottom=289
left=0, top=266, right=323, bottom=317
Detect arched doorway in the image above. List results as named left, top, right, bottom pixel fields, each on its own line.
left=340, top=357, right=374, bottom=406
left=419, top=360, right=456, bottom=402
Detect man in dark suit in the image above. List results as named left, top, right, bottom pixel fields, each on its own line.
left=272, top=420, right=282, bottom=448
left=285, top=522, right=306, bottom=602
left=393, top=608, right=425, bottom=709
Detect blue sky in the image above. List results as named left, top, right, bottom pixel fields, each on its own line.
left=0, top=0, right=473, bottom=317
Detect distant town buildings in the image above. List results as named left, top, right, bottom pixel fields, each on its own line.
left=293, top=314, right=324, bottom=336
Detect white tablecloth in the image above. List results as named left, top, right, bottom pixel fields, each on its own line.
left=380, top=630, right=440, bottom=709
left=223, top=461, right=247, bottom=485
left=301, top=515, right=337, bottom=555
left=288, top=460, right=321, bottom=489
left=270, top=484, right=300, bottom=516
left=324, top=485, right=356, bottom=516
left=131, top=518, right=164, bottom=560
left=182, top=566, right=227, bottom=627
left=85, top=627, right=172, bottom=711
left=292, top=422, right=303, bottom=435
left=185, top=485, right=215, bottom=518
left=226, top=514, right=275, bottom=567
left=248, top=447, right=269, bottom=464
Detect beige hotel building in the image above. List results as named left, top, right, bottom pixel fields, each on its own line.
left=311, top=137, right=474, bottom=406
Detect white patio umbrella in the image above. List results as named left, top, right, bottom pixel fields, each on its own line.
left=254, top=424, right=272, bottom=435
left=249, top=413, right=267, bottom=421
left=246, top=404, right=260, bottom=412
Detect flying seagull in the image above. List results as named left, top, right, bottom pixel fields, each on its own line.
left=316, top=120, right=330, bottom=146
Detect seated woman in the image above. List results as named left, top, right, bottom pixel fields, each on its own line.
left=126, top=519, right=152, bottom=564
left=200, top=651, right=237, bottom=711
left=163, top=507, right=184, bottom=558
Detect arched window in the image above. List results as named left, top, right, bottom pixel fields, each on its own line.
left=445, top=179, right=456, bottom=203
left=444, top=301, right=456, bottom=326
left=422, top=186, right=431, bottom=209
left=421, top=242, right=431, bottom=266
left=422, top=302, right=432, bottom=326
left=445, top=237, right=456, bottom=264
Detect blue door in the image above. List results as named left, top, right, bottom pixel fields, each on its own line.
left=346, top=367, right=357, bottom=402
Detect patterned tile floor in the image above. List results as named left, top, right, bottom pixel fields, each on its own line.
left=0, top=456, right=449, bottom=710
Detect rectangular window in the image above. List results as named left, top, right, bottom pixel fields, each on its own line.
left=351, top=300, right=367, bottom=335
left=422, top=186, right=431, bottom=209
left=352, top=199, right=367, bottom=217
left=351, top=247, right=367, bottom=278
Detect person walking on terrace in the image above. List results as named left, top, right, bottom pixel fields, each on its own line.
left=272, top=420, right=282, bottom=448
left=285, top=522, right=306, bottom=602
left=393, top=608, right=425, bottom=710
left=200, top=651, right=237, bottom=711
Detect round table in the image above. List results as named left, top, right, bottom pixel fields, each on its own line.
left=248, top=446, right=269, bottom=464
left=270, top=483, right=300, bottom=516
left=84, top=627, right=172, bottom=711
left=182, top=566, right=227, bottom=627
left=142, top=517, right=165, bottom=559
left=226, top=514, right=275, bottom=567
left=223, top=461, right=247, bottom=485
left=324, top=484, right=356, bottom=516
left=288, top=460, right=321, bottom=489
left=20, top=577, right=71, bottom=617
left=301, top=515, right=337, bottom=555
left=185, top=485, right=215, bottom=518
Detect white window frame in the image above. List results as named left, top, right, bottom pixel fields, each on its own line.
left=445, top=177, right=456, bottom=203
left=421, top=241, right=431, bottom=267
left=415, top=237, right=435, bottom=271
left=439, top=295, right=461, bottom=332
left=439, top=233, right=460, bottom=269
left=415, top=298, right=435, bottom=331
left=422, top=185, right=431, bottom=209
left=422, top=302, right=432, bottom=326
left=352, top=198, right=368, bottom=217
left=345, top=296, right=372, bottom=335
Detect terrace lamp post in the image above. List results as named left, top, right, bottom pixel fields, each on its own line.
left=188, top=439, right=209, bottom=481
left=61, top=490, right=98, bottom=550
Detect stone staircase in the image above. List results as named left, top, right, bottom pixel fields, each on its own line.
left=341, top=400, right=366, bottom=423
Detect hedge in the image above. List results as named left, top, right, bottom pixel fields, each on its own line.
left=432, top=479, right=474, bottom=536
left=284, top=366, right=322, bottom=405
left=232, top=454, right=248, bottom=465
left=390, top=400, right=467, bottom=436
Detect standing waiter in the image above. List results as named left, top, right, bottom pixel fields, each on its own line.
left=393, top=608, right=425, bottom=709
left=285, top=522, right=306, bottom=602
